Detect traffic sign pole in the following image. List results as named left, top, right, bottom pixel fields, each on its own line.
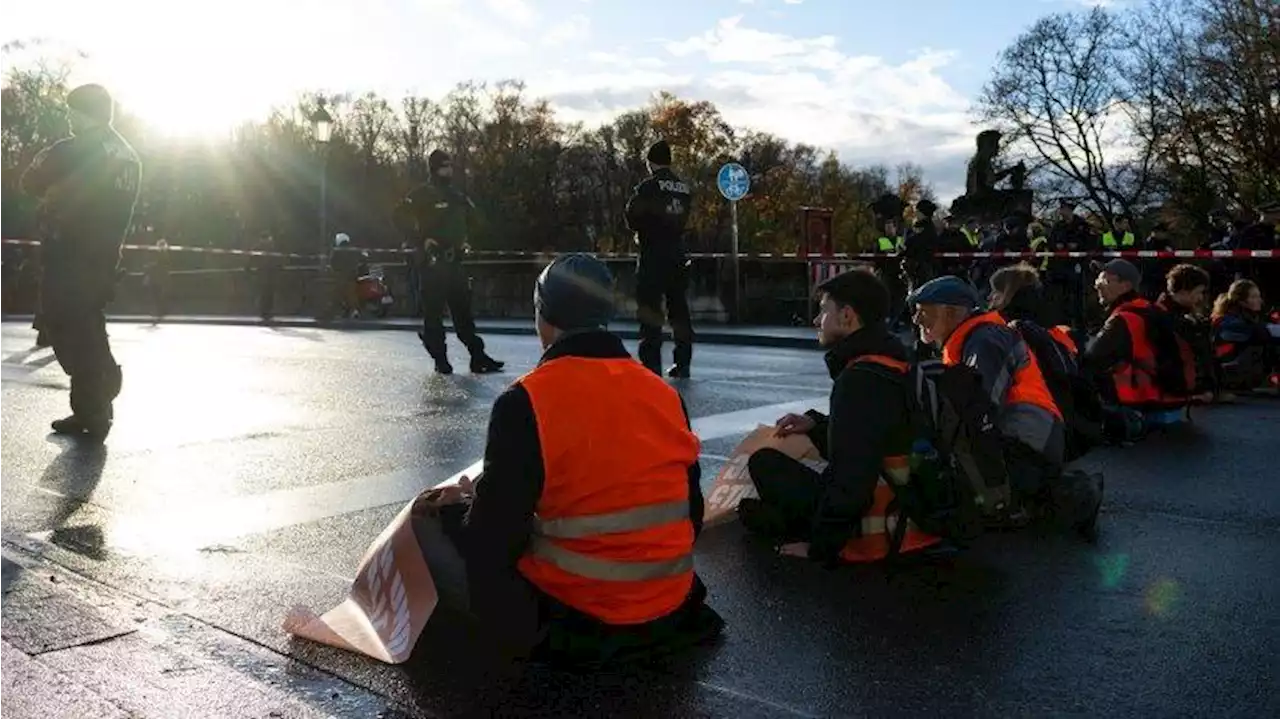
left=730, top=200, right=740, bottom=322
left=717, top=163, right=750, bottom=324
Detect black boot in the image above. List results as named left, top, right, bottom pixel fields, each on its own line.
left=666, top=364, right=691, bottom=379
left=51, top=411, right=112, bottom=441
left=470, top=355, right=504, bottom=374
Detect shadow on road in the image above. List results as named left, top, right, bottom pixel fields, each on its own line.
left=268, top=326, right=325, bottom=342
left=37, top=440, right=109, bottom=560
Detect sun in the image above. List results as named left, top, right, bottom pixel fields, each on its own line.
left=116, top=82, right=270, bottom=141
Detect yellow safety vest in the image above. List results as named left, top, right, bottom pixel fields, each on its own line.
left=1029, top=236, right=1049, bottom=271
left=1101, top=231, right=1135, bottom=248
left=877, top=236, right=903, bottom=253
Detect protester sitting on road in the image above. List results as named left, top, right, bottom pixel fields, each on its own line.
left=739, top=268, right=940, bottom=565
left=910, top=276, right=1102, bottom=533
left=1157, top=264, right=1217, bottom=401
left=988, top=264, right=1102, bottom=462
left=1082, top=259, right=1198, bottom=434
left=411, top=253, right=722, bottom=666
left=1211, top=279, right=1279, bottom=392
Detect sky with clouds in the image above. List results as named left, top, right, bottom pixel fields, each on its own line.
left=4, top=0, right=1109, bottom=201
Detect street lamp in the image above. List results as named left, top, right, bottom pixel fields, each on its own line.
left=310, top=98, right=333, bottom=259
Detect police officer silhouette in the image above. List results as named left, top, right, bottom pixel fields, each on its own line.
left=626, top=140, right=694, bottom=378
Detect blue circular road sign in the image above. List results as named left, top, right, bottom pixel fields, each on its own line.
left=717, top=162, right=751, bottom=202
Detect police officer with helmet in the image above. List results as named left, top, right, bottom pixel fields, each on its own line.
left=394, top=149, right=504, bottom=375
left=626, top=140, right=695, bottom=378
left=20, top=83, right=141, bottom=440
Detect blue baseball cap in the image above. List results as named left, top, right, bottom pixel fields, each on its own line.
left=907, top=275, right=980, bottom=308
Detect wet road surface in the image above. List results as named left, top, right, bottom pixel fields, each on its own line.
left=2, top=321, right=1278, bottom=717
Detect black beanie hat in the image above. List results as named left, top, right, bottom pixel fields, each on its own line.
left=428, top=149, right=450, bottom=173
left=646, top=140, right=672, bottom=166
left=67, top=83, right=114, bottom=124
left=534, top=254, right=616, bottom=330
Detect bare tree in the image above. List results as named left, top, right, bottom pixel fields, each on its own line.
left=1131, top=0, right=1279, bottom=217
left=977, top=8, right=1158, bottom=223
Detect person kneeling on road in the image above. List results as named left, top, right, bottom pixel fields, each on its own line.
left=739, top=268, right=941, bottom=564
left=411, top=253, right=722, bottom=666
left=910, top=276, right=1102, bottom=536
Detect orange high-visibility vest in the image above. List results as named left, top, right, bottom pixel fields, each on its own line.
left=515, top=355, right=701, bottom=625
left=1108, top=298, right=1191, bottom=408
left=1048, top=325, right=1079, bottom=357
left=837, top=354, right=942, bottom=563
left=942, top=312, right=1063, bottom=420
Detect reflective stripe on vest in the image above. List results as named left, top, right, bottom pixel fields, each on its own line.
left=962, top=228, right=980, bottom=247
left=1102, top=231, right=1135, bottom=248
left=1048, top=325, right=1078, bottom=357
left=534, top=498, right=689, bottom=539
left=528, top=536, right=695, bottom=582
left=1109, top=298, right=1186, bottom=408
left=516, top=355, right=699, bottom=624
left=841, top=480, right=941, bottom=564
left=839, top=354, right=942, bottom=563
left=942, top=312, right=1062, bottom=421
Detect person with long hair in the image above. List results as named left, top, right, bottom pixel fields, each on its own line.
left=1211, top=280, right=1278, bottom=392
left=989, top=264, right=1103, bottom=459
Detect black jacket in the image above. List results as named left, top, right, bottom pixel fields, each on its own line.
left=21, top=125, right=141, bottom=307
left=451, top=330, right=714, bottom=662
left=625, top=167, right=691, bottom=266
left=1047, top=215, right=1093, bottom=280
left=1158, top=293, right=1216, bottom=394
left=802, top=326, right=913, bottom=562
left=1082, top=290, right=1141, bottom=388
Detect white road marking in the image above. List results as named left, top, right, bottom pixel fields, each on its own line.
left=29, top=396, right=824, bottom=547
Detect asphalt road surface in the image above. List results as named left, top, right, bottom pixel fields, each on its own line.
left=2, top=321, right=1278, bottom=718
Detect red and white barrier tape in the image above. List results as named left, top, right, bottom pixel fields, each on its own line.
left=1, top=238, right=1274, bottom=262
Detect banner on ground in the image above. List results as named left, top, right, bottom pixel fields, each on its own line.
left=704, top=425, right=826, bottom=525
left=282, top=462, right=478, bottom=664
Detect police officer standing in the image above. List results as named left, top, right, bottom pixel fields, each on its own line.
left=626, top=140, right=694, bottom=378
left=394, top=150, right=504, bottom=375
left=20, top=84, right=140, bottom=439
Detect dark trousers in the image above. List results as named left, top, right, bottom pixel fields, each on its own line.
left=147, top=276, right=168, bottom=318
left=43, top=302, right=121, bottom=419
left=411, top=511, right=472, bottom=615
left=406, top=266, right=422, bottom=317
left=258, top=272, right=276, bottom=320
left=636, top=262, right=693, bottom=373
left=420, top=261, right=485, bottom=360
left=744, top=447, right=823, bottom=540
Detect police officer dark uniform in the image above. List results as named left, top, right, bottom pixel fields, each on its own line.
left=626, top=140, right=694, bottom=378
left=394, top=150, right=503, bottom=375
left=20, top=84, right=140, bottom=439
left=901, top=199, right=939, bottom=294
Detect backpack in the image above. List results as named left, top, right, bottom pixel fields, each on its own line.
left=1125, top=304, right=1197, bottom=397
left=853, top=357, right=1016, bottom=556
left=1008, top=320, right=1103, bottom=461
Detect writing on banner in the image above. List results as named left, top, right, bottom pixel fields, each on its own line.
left=704, top=425, right=826, bottom=526
left=283, top=498, right=437, bottom=664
